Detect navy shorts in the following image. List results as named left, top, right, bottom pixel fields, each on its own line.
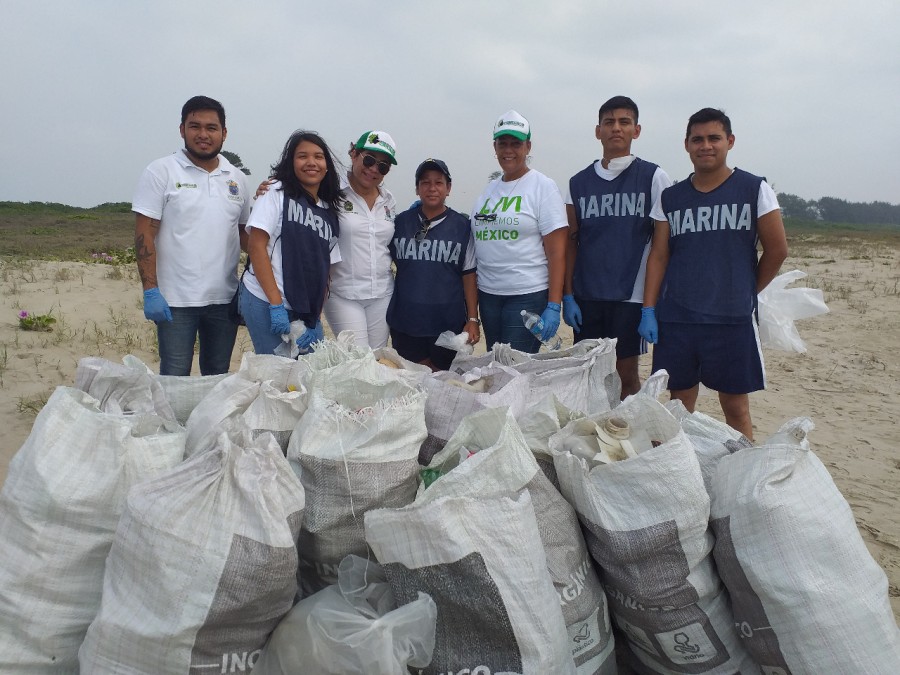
left=574, top=298, right=646, bottom=359
left=651, top=320, right=765, bottom=394
left=390, top=328, right=457, bottom=371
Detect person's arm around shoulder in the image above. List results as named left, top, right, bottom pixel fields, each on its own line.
left=755, top=205, right=788, bottom=294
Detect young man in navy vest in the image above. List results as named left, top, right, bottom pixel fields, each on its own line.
left=564, top=96, right=672, bottom=397
left=641, top=108, right=788, bottom=439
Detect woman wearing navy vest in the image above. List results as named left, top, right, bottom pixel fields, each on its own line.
left=239, top=130, right=342, bottom=355
left=388, top=159, right=479, bottom=371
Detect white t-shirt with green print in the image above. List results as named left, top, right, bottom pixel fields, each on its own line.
left=470, top=169, right=568, bottom=295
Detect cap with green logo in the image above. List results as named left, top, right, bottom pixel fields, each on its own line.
left=493, top=110, right=531, bottom=141
left=354, top=130, right=398, bottom=165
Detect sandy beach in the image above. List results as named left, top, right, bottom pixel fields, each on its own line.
left=1, top=233, right=898, bottom=620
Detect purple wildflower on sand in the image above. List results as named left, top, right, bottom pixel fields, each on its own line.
left=18, top=310, right=29, bottom=319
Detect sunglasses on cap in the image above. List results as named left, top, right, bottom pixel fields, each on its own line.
left=361, top=153, right=391, bottom=176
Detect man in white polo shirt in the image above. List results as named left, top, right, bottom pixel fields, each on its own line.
left=133, top=95, right=250, bottom=375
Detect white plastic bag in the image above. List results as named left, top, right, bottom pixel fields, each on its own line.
left=254, top=556, right=437, bottom=675
left=274, top=319, right=310, bottom=359
left=435, top=330, right=474, bottom=355
left=757, top=269, right=829, bottom=353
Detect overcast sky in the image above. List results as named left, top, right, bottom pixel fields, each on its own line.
left=2, top=1, right=898, bottom=212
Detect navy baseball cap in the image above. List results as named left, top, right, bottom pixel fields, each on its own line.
left=415, top=158, right=451, bottom=184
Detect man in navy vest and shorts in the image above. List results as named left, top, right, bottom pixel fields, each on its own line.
left=640, top=108, right=788, bottom=439
left=564, top=96, right=672, bottom=397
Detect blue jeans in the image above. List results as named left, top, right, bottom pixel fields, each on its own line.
left=239, top=282, right=298, bottom=356
left=478, top=289, right=547, bottom=354
left=156, top=304, right=237, bottom=376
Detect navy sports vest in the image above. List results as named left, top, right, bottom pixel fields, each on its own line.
left=569, top=158, right=658, bottom=300
left=280, top=193, right=339, bottom=325
left=658, top=168, right=763, bottom=323
left=387, top=207, right=472, bottom=336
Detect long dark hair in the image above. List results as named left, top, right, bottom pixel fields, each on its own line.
left=270, top=130, right=344, bottom=211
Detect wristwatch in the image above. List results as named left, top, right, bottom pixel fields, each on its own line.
left=467, top=317, right=481, bottom=326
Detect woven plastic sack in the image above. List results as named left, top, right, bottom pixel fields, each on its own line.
left=709, top=418, right=900, bottom=674
left=119, top=354, right=229, bottom=425
left=551, top=374, right=756, bottom=674
left=288, top=374, right=425, bottom=594
left=79, top=429, right=305, bottom=674
left=254, top=555, right=437, bottom=675
left=666, top=400, right=753, bottom=496
left=422, top=407, right=616, bottom=673
left=0, top=387, right=185, bottom=673
left=366, top=491, right=576, bottom=675
left=419, top=363, right=531, bottom=464
left=74, top=356, right=177, bottom=421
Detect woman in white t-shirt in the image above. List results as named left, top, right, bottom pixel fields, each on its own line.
left=470, top=110, right=568, bottom=353
left=321, top=130, right=399, bottom=349
left=239, top=130, right=343, bottom=355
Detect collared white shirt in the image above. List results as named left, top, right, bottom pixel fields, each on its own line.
left=132, top=150, right=250, bottom=306
left=328, top=175, right=397, bottom=300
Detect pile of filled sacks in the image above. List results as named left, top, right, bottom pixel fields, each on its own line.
left=0, top=334, right=898, bottom=674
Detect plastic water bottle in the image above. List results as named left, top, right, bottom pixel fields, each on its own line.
left=520, top=310, right=562, bottom=351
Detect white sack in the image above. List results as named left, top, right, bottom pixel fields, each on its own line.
left=666, top=401, right=753, bottom=496
left=757, top=269, right=829, bottom=353
left=288, top=378, right=426, bottom=593
left=420, top=363, right=531, bottom=464
left=422, top=407, right=616, bottom=674
left=74, top=356, right=176, bottom=421
left=492, top=339, right=621, bottom=415
left=185, top=370, right=307, bottom=457
left=0, top=387, right=185, bottom=674
left=365, top=492, right=576, bottom=675
left=117, top=354, right=229, bottom=425
left=79, top=430, right=305, bottom=675
left=709, top=418, right=900, bottom=674
left=253, top=555, right=437, bottom=675
left=551, top=386, right=756, bottom=674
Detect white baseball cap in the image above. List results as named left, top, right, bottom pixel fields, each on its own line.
left=493, top=110, right=531, bottom=141
left=354, top=130, right=398, bottom=165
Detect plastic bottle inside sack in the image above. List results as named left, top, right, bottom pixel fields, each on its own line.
left=520, top=310, right=562, bottom=351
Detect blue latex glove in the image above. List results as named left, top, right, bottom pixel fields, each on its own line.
left=143, top=287, right=172, bottom=322
left=269, top=303, right=290, bottom=335
left=296, top=319, right=324, bottom=350
left=539, top=302, right=561, bottom=342
left=562, top=294, right=582, bottom=333
left=638, top=306, right=658, bottom=344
